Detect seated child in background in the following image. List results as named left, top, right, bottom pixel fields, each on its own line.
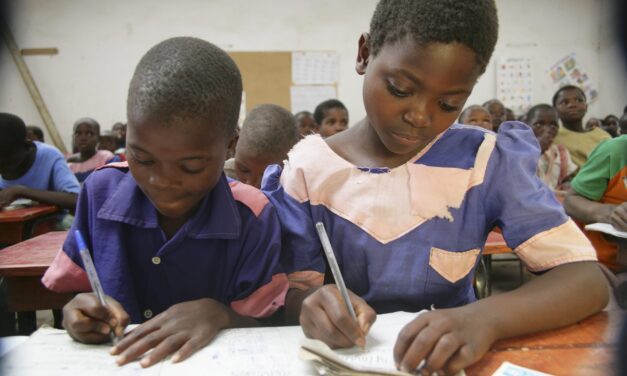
left=295, top=110, right=318, bottom=139
left=458, top=105, right=493, bottom=131
left=552, top=85, right=611, bottom=167
left=0, top=113, right=80, bottom=211
left=527, top=104, right=577, bottom=192
left=620, top=106, right=627, bottom=136
left=67, top=117, right=120, bottom=183
left=505, top=107, right=516, bottom=122
left=42, top=37, right=288, bottom=368
left=98, top=131, right=126, bottom=161
left=564, top=135, right=627, bottom=272
left=585, top=117, right=602, bottom=130
left=482, top=98, right=506, bottom=131
left=112, top=122, right=127, bottom=149
left=26, top=125, right=44, bottom=142
left=225, top=104, right=299, bottom=188
left=314, top=99, right=349, bottom=138
left=263, top=0, right=608, bottom=374
left=602, top=114, right=620, bottom=137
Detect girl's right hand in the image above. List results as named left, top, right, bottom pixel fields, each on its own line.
left=299, top=285, right=376, bottom=348
left=62, top=292, right=129, bottom=344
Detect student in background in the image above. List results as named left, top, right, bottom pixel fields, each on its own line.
left=553, top=85, right=611, bottom=167
left=314, top=99, right=349, bottom=138
left=264, top=1, right=607, bottom=374
left=295, top=110, right=318, bottom=139
left=0, top=113, right=79, bottom=211
left=42, top=37, right=288, bottom=368
left=602, top=114, right=620, bottom=137
left=67, top=118, right=120, bottom=183
left=585, top=117, right=602, bottom=130
left=505, top=107, right=516, bottom=122
left=620, top=106, right=627, bottom=135
left=112, top=122, right=127, bottom=149
left=26, top=125, right=44, bottom=142
left=225, top=104, right=298, bottom=188
left=458, top=105, right=493, bottom=131
left=564, top=135, right=627, bottom=272
left=98, top=131, right=126, bottom=161
left=482, top=98, right=506, bottom=132
left=528, top=104, right=577, bottom=192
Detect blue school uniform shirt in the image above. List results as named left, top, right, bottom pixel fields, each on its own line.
left=0, top=141, right=80, bottom=194
left=262, top=122, right=596, bottom=313
left=43, top=163, right=288, bottom=323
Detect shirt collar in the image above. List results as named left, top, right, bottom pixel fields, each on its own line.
left=97, top=172, right=241, bottom=239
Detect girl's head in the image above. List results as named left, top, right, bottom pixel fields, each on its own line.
left=98, top=131, right=118, bottom=153
left=126, top=37, right=242, bottom=221
left=601, top=114, right=619, bottom=137
left=72, top=117, right=100, bottom=154
left=552, top=85, right=587, bottom=124
left=356, top=0, right=498, bottom=157
left=459, top=105, right=493, bottom=131
left=526, top=104, right=559, bottom=154
left=314, top=99, right=349, bottom=138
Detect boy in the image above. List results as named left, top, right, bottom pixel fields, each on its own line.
left=458, top=105, right=493, bottom=131
left=552, top=85, right=611, bottom=167
left=111, top=122, right=127, bottom=149
left=226, top=104, right=299, bottom=188
left=42, top=37, right=288, bottom=368
left=25, top=125, right=44, bottom=142
left=67, top=118, right=119, bottom=183
left=314, top=99, right=349, bottom=138
left=294, top=110, right=318, bottom=139
left=264, top=1, right=607, bottom=374
left=98, top=131, right=126, bottom=161
left=482, top=98, right=506, bottom=132
left=0, top=113, right=79, bottom=211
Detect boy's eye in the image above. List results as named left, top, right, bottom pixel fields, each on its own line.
left=132, top=157, right=154, bottom=166
left=386, top=82, right=410, bottom=98
left=439, top=101, right=458, bottom=113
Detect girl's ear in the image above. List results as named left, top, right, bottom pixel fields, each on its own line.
left=355, top=33, right=371, bottom=75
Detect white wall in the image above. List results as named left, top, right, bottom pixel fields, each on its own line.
left=1, top=0, right=625, bottom=150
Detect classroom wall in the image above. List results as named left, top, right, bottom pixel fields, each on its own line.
left=1, top=0, right=625, bottom=150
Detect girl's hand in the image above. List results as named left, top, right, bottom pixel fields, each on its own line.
left=63, top=293, right=129, bottom=344
left=609, top=203, right=627, bottom=231
left=393, top=307, right=497, bottom=375
left=299, top=284, right=376, bottom=349
left=111, top=298, right=232, bottom=368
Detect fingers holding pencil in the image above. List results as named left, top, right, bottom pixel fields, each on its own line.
left=63, top=292, right=130, bottom=344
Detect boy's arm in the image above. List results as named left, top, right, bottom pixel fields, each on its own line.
left=564, top=191, right=617, bottom=224
left=0, top=185, right=78, bottom=211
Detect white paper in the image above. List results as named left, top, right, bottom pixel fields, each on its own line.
left=292, top=51, right=339, bottom=85
left=492, top=361, right=552, bottom=376
left=584, top=222, right=627, bottom=239
left=290, top=85, right=336, bottom=113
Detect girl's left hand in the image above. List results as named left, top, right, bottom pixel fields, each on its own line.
left=393, top=307, right=497, bottom=376
left=111, top=298, right=232, bottom=368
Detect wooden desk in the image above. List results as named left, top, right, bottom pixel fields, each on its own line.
left=466, top=309, right=623, bottom=375
left=0, top=230, right=72, bottom=312
left=475, top=232, right=516, bottom=298
left=0, top=204, right=61, bottom=245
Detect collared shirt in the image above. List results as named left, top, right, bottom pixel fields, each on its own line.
left=263, top=122, right=597, bottom=313
left=554, top=126, right=611, bottom=167
left=43, top=163, right=288, bottom=323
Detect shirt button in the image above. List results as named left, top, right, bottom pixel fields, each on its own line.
left=144, top=309, right=153, bottom=319
left=151, top=256, right=161, bottom=265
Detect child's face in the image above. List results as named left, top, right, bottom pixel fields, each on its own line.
left=98, top=135, right=118, bottom=153
left=318, top=108, right=348, bottom=138
left=462, top=108, right=492, bottom=131
left=126, top=116, right=232, bottom=221
left=486, top=101, right=505, bottom=130
left=74, top=123, right=99, bottom=153
left=234, top=147, right=283, bottom=188
left=26, top=130, right=42, bottom=142
left=529, top=108, right=559, bottom=154
left=113, top=123, right=127, bottom=142
left=357, top=37, right=481, bottom=156
left=555, top=89, right=587, bottom=123
left=297, top=115, right=318, bottom=139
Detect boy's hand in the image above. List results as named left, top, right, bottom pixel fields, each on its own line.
left=111, top=298, right=231, bottom=368
left=609, top=203, right=627, bottom=231
left=63, top=292, right=129, bottom=344
left=299, top=284, right=376, bottom=349
left=393, top=307, right=496, bottom=376
left=0, top=186, right=21, bottom=208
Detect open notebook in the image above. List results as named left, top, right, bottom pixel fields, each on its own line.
left=0, top=311, right=468, bottom=375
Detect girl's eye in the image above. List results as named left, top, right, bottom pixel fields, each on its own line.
left=386, top=83, right=410, bottom=98
left=439, top=101, right=458, bottom=113
left=130, top=154, right=154, bottom=166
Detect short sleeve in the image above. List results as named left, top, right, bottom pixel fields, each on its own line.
left=50, top=154, right=81, bottom=194
left=570, top=140, right=612, bottom=201
left=483, top=122, right=597, bottom=271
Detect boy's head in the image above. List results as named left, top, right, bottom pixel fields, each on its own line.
left=73, top=117, right=100, bottom=154
left=552, top=85, right=587, bottom=124
left=482, top=99, right=506, bottom=131
left=585, top=117, right=602, bottom=130
left=356, top=0, right=498, bottom=157
left=505, top=107, right=516, bottom=121
left=112, top=122, right=126, bottom=147
left=234, top=104, right=299, bottom=188
left=0, top=113, right=29, bottom=176
left=314, top=99, right=349, bottom=138
left=601, top=114, right=619, bottom=137
left=98, top=131, right=118, bottom=153
left=526, top=104, right=559, bottom=154
left=26, top=125, right=44, bottom=142
left=126, top=37, right=243, bottom=220
left=620, top=106, right=627, bottom=135
left=459, top=105, right=493, bottom=131
left=294, top=111, right=318, bottom=139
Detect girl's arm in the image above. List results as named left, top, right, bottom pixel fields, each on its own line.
left=564, top=191, right=617, bottom=224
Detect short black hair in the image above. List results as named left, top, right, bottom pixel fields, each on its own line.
left=313, top=99, right=348, bottom=124
left=239, top=104, right=298, bottom=157
left=26, top=125, right=44, bottom=142
left=482, top=98, right=504, bottom=108
left=458, top=105, right=490, bottom=123
left=294, top=111, right=313, bottom=120
left=127, top=37, right=242, bottom=137
left=552, top=85, right=586, bottom=107
left=73, top=117, right=100, bottom=135
left=0, top=113, right=27, bottom=156
left=526, top=104, right=556, bottom=122
left=369, top=0, right=498, bottom=73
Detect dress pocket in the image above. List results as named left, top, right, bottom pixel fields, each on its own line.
left=429, top=247, right=480, bottom=283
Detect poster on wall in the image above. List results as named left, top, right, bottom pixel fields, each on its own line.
left=290, top=85, right=336, bottom=114
left=496, top=57, right=534, bottom=115
left=548, top=53, right=598, bottom=103
left=292, top=51, right=339, bottom=85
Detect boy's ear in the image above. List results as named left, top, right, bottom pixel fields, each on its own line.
left=355, top=33, right=371, bottom=75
